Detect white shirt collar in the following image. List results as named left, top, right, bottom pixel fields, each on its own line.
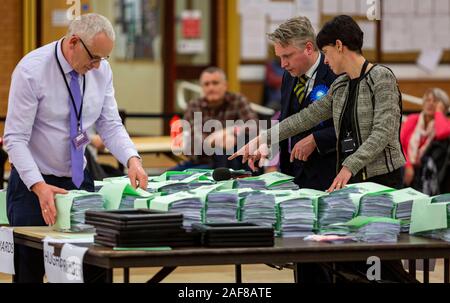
left=56, top=38, right=73, bottom=75
left=305, top=52, right=321, bottom=79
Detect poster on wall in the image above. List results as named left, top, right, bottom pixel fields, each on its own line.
left=114, top=0, right=161, bottom=61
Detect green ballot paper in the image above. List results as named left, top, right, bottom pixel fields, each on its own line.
left=100, top=181, right=155, bottom=210
left=410, top=197, right=449, bottom=234
left=54, top=190, right=105, bottom=232
left=113, top=247, right=172, bottom=251
left=0, top=190, right=8, bottom=225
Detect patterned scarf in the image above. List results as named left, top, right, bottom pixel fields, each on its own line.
left=407, top=112, right=435, bottom=166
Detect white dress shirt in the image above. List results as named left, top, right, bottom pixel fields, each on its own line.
left=4, top=39, right=139, bottom=189
left=304, top=52, right=322, bottom=98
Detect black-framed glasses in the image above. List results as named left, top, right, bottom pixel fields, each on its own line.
left=79, top=38, right=110, bottom=63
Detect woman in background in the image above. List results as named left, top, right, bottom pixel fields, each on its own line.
left=401, top=88, right=450, bottom=193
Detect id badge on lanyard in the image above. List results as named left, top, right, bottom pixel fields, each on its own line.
left=73, top=127, right=90, bottom=150
left=55, top=41, right=89, bottom=151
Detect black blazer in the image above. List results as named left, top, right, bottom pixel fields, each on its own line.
left=279, top=54, right=338, bottom=190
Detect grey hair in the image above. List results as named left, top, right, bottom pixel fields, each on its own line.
left=267, top=16, right=317, bottom=50
left=67, top=13, right=115, bottom=44
left=425, top=88, right=450, bottom=113
left=200, top=67, right=227, bottom=82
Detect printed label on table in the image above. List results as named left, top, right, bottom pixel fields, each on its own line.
left=44, top=239, right=88, bottom=283
left=0, top=227, right=15, bottom=275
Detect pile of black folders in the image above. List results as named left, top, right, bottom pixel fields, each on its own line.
left=85, top=209, right=200, bottom=248
left=192, top=222, right=275, bottom=247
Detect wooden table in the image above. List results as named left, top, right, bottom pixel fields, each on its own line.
left=12, top=227, right=450, bottom=283
left=101, top=136, right=184, bottom=167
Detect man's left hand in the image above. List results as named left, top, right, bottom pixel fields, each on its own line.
left=290, top=134, right=317, bottom=163
left=127, top=157, right=148, bottom=190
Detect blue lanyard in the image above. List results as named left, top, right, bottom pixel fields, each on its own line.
left=54, top=40, right=86, bottom=131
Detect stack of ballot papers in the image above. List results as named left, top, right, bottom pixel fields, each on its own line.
left=235, top=179, right=267, bottom=190
left=55, top=191, right=105, bottom=233
left=240, top=192, right=276, bottom=227
left=100, top=182, right=154, bottom=210
left=326, top=217, right=401, bottom=243
left=150, top=192, right=203, bottom=229
left=317, top=191, right=357, bottom=230
left=317, top=182, right=393, bottom=230
left=268, top=181, right=299, bottom=190
left=146, top=180, right=188, bottom=194
left=351, top=217, right=401, bottom=243
left=205, top=190, right=239, bottom=223
left=431, top=193, right=450, bottom=203
left=359, top=193, right=394, bottom=218
left=235, top=172, right=299, bottom=191
left=389, top=188, right=429, bottom=232
left=275, top=192, right=316, bottom=238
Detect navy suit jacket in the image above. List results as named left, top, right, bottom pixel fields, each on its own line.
left=279, top=54, right=338, bottom=190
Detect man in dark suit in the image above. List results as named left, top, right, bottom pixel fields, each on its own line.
left=268, top=17, right=337, bottom=191
left=267, top=16, right=338, bottom=283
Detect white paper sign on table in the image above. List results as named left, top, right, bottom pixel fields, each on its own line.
left=0, top=227, right=15, bottom=275
left=43, top=237, right=89, bottom=283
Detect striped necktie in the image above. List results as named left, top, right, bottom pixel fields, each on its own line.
left=294, top=75, right=309, bottom=105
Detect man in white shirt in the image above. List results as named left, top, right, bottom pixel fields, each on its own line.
left=4, top=13, right=147, bottom=283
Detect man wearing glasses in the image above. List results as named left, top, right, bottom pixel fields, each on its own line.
left=4, top=13, right=147, bottom=283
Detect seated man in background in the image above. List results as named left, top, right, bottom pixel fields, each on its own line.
left=401, top=88, right=450, bottom=194
left=173, top=67, right=259, bottom=171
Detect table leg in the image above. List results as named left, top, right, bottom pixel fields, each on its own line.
left=106, top=269, right=114, bottom=283
left=408, top=260, right=416, bottom=280
left=445, top=258, right=449, bottom=283
left=147, top=267, right=177, bottom=283
left=123, top=268, right=130, bottom=284
left=423, top=259, right=429, bottom=284
left=293, top=263, right=299, bottom=284
left=235, top=264, right=242, bottom=284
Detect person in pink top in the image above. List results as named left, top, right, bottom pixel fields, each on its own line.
left=401, top=88, right=450, bottom=188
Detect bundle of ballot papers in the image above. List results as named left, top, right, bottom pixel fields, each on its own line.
left=317, top=183, right=393, bottom=231
left=410, top=196, right=450, bottom=242
left=150, top=191, right=203, bottom=229
left=357, top=186, right=428, bottom=233
left=325, top=217, right=401, bottom=243
left=274, top=191, right=317, bottom=238
left=239, top=192, right=276, bottom=227
left=351, top=183, right=393, bottom=216
left=389, top=188, right=428, bottom=232
left=317, top=191, right=357, bottom=230
left=0, top=189, right=8, bottom=225
left=148, top=172, right=214, bottom=194
left=235, top=172, right=298, bottom=191
left=54, top=191, right=105, bottom=232
left=100, top=181, right=156, bottom=210
left=205, top=190, right=239, bottom=223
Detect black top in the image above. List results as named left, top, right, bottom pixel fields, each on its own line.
left=339, top=60, right=369, bottom=159
left=341, top=78, right=359, bottom=139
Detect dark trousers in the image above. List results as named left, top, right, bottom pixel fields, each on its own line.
left=7, top=168, right=106, bottom=283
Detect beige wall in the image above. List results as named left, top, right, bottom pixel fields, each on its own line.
left=0, top=0, right=23, bottom=135
left=91, top=0, right=163, bottom=136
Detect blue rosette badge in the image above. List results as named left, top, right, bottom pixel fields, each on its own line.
left=311, top=84, right=329, bottom=102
